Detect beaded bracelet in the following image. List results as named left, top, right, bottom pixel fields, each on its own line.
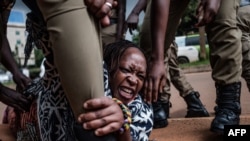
left=112, top=98, right=132, bottom=134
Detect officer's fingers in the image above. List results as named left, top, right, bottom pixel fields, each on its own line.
left=112, top=0, right=118, bottom=7
left=196, top=4, right=203, bottom=16
left=100, top=16, right=110, bottom=27
left=95, top=0, right=113, bottom=19
left=83, top=113, right=122, bottom=130
left=152, top=79, right=160, bottom=102
left=146, top=79, right=153, bottom=103
left=159, top=79, right=166, bottom=94
left=203, top=12, right=215, bottom=24
left=94, top=122, right=121, bottom=136
left=85, top=0, right=104, bottom=14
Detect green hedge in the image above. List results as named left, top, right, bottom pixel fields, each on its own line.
left=29, top=67, right=41, bottom=79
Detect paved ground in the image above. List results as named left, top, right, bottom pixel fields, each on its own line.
left=149, top=115, right=250, bottom=141
left=169, top=71, right=250, bottom=118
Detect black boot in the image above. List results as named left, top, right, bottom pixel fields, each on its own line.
left=161, top=102, right=171, bottom=118
left=152, top=101, right=168, bottom=129
left=210, top=82, right=241, bottom=135
left=184, top=91, right=210, bottom=118
left=74, top=123, right=116, bottom=141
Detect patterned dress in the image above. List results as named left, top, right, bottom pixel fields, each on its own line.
left=16, top=11, right=77, bottom=141
left=12, top=2, right=154, bottom=141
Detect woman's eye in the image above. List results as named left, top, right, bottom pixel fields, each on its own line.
left=138, top=74, right=145, bottom=81
left=120, top=67, right=130, bottom=73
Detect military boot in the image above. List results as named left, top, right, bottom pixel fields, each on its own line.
left=210, top=82, right=241, bottom=135
left=161, top=101, right=171, bottom=118
left=184, top=91, right=210, bottom=118
left=152, top=101, right=168, bottom=129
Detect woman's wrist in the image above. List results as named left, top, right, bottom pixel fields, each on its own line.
left=112, top=98, right=132, bottom=134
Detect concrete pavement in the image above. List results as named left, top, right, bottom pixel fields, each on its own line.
left=149, top=115, right=250, bottom=141
left=168, top=71, right=250, bottom=118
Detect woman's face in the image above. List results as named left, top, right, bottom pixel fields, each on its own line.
left=110, top=47, right=147, bottom=105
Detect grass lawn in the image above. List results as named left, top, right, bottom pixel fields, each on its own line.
left=180, top=59, right=210, bottom=69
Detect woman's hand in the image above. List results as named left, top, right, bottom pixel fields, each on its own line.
left=78, top=96, right=124, bottom=136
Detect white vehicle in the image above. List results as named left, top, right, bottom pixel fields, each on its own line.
left=0, top=70, right=12, bottom=83
left=175, top=36, right=199, bottom=64
left=177, top=46, right=199, bottom=64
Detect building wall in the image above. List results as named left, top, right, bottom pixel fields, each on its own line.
left=7, top=25, right=35, bottom=66
left=7, top=6, right=35, bottom=66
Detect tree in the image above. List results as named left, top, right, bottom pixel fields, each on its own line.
left=34, top=49, right=44, bottom=67
left=177, top=0, right=199, bottom=36
left=199, top=26, right=207, bottom=60
left=131, top=26, right=141, bottom=45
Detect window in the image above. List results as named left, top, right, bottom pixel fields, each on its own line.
left=186, top=35, right=208, bottom=46
left=16, top=31, right=20, bottom=35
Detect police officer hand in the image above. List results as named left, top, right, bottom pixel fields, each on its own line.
left=0, top=84, right=31, bottom=112
left=126, top=12, right=140, bottom=35
left=12, top=71, right=31, bottom=93
left=195, top=0, right=221, bottom=27
left=77, top=96, right=124, bottom=136
left=85, top=0, right=118, bottom=26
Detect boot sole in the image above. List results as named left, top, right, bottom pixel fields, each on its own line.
left=210, top=127, right=224, bottom=135
left=153, top=119, right=168, bottom=129
left=185, top=110, right=210, bottom=118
